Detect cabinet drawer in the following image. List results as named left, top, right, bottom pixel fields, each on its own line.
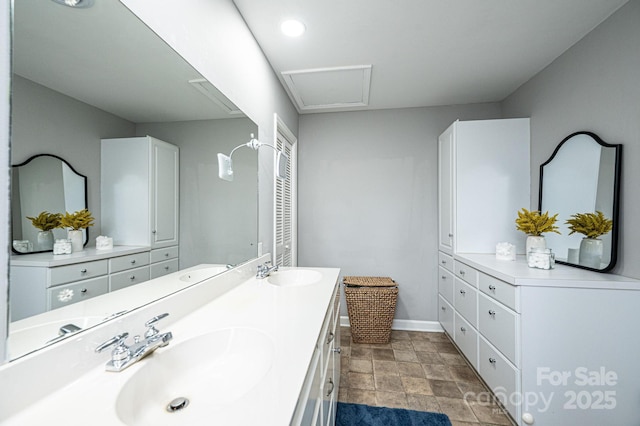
left=48, top=276, right=109, bottom=309
left=150, top=246, right=179, bottom=263
left=454, top=313, right=478, bottom=369
left=438, top=267, right=454, bottom=305
left=479, top=336, right=519, bottom=420
left=478, top=293, right=519, bottom=366
left=438, top=252, right=453, bottom=273
left=454, top=278, right=477, bottom=327
left=110, top=266, right=150, bottom=292
left=454, top=261, right=478, bottom=286
left=479, top=272, right=517, bottom=312
left=150, top=259, right=179, bottom=279
left=438, top=295, right=454, bottom=336
left=49, top=260, right=108, bottom=286
left=109, top=252, right=150, bottom=274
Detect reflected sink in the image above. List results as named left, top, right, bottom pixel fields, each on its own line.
left=267, top=269, right=322, bottom=287
left=116, top=328, right=274, bottom=425
left=178, top=265, right=228, bottom=283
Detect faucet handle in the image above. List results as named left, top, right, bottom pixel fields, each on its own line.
left=95, top=332, right=129, bottom=353
left=144, top=313, right=169, bottom=338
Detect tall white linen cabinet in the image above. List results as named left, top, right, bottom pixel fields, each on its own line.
left=101, top=136, right=180, bottom=278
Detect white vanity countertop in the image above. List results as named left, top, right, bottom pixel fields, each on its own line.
left=456, top=253, right=640, bottom=290
left=1, top=266, right=341, bottom=426
left=10, top=245, right=150, bottom=267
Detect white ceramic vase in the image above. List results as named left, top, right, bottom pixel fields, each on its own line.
left=579, top=238, right=603, bottom=268
left=68, top=229, right=84, bottom=252
left=37, top=230, right=54, bottom=251
left=525, top=235, right=546, bottom=258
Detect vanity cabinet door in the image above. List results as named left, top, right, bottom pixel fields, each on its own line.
left=151, top=139, right=179, bottom=248
left=438, top=295, right=454, bottom=336
left=438, top=125, right=454, bottom=254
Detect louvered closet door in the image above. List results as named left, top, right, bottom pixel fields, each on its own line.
left=274, top=124, right=296, bottom=267
left=275, top=136, right=292, bottom=266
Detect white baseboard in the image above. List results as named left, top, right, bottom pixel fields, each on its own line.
left=340, top=316, right=443, bottom=333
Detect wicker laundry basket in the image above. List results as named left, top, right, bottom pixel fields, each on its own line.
left=343, top=276, right=398, bottom=344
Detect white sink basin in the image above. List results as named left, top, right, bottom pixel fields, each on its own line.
left=267, top=269, right=323, bottom=287
left=178, top=265, right=228, bottom=283
left=115, top=328, right=274, bottom=425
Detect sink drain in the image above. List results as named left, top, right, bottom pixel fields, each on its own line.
left=167, top=397, right=190, bottom=412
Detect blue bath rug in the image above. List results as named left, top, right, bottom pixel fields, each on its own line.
left=336, top=402, right=452, bottom=426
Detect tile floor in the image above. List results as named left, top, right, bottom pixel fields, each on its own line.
left=338, top=327, right=515, bottom=426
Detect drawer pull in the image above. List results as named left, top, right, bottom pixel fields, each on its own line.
left=80, top=268, right=87, bottom=273
left=80, top=288, right=87, bottom=293
left=441, top=275, right=446, bottom=280
left=441, top=260, right=447, bottom=264
left=326, top=331, right=335, bottom=344
left=488, top=310, right=496, bottom=317
left=459, top=289, right=466, bottom=295
left=130, top=260, right=136, bottom=264
left=448, top=233, right=453, bottom=237
left=164, top=266, right=170, bottom=270
left=130, top=275, right=136, bottom=280
left=489, top=357, right=497, bottom=365
left=459, top=270, right=465, bottom=276
left=326, top=377, right=335, bottom=397
left=441, top=306, right=446, bottom=311
left=165, top=253, right=170, bottom=257
left=460, top=326, right=466, bottom=332
left=488, top=285, right=496, bottom=291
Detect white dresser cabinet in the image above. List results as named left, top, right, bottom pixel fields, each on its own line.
left=438, top=119, right=530, bottom=255
left=10, top=247, right=149, bottom=321
left=292, top=282, right=341, bottom=426
left=101, top=136, right=179, bottom=253
left=441, top=254, right=640, bottom=425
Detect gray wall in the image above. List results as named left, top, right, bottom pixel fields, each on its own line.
left=502, top=0, right=640, bottom=279
left=137, top=118, right=259, bottom=268
left=298, top=103, right=502, bottom=321
left=11, top=75, right=136, bottom=238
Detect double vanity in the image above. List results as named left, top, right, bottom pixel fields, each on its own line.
left=1, top=256, right=341, bottom=425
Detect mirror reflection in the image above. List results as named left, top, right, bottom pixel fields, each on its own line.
left=539, top=131, right=621, bottom=272
left=11, top=154, right=89, bottom=253
left=8, top=0, right=258, bottom=361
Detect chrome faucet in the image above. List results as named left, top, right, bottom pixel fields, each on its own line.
left=95, top=313, right=173, bottom=372
left=256, top=261, right=279, bottom=279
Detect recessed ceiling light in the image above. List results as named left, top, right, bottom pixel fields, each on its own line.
left=50, top=0, right=95, bottom=8
left=281, top=19, right=306, bottom=37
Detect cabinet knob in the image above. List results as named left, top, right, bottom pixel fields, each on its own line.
left=459, top=270, right=465, bottom=276
left=130, top=275, right=136, bottom=280
left=80, top=288, right=87, bottom=293
left=326, top=331, right=335, bottom=344
left=488, top=285, right=496, bottom=291
left=441, top=260, right=446, bottom=264
left=441, top=306, right=446, bottom=311
left=164, top=266, right=170, bottom=270
left=165, top=253, right=170, bottom=257
left=459, top=289, right=466, bottom=295
left=488, top=310, right=496, bottom=316
left=130, top=260, right=136, bottom=264
left=80, top=268, right=87, bottom=273
left=489, top=357, right=497, bottom=365
left=326, top=377, right=335, bottom=397
left=441, top=275, right=446, bottom=280
left=333, top=347, right=342, bottom=354
left=152, top=230, right=157, bottom=234
left=448, top=233, right=453, bottom=237
left=460, top=326, right=466, bottom=332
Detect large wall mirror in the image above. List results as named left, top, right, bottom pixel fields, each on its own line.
left=539, top=131, right=621, bottom=272
left=7, top=0, right=258, bottom=361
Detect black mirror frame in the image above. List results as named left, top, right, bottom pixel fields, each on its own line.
left=11, top=153, right=89, bottom=255
left=538, top=131, right=622, bottom=272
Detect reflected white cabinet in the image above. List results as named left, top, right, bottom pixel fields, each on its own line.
left=438, top=119, right=530, bottom=255
left=101, top=136, right=179, bottom=250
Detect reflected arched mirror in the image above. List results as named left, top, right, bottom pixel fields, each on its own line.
left=11, top=154, right=88, bottom=254
left=539, top=131, right=622, bottom=272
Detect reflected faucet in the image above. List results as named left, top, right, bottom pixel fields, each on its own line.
left=95, top=313, right=173, bottom=372
left=256, top=261, right=279, bottom=279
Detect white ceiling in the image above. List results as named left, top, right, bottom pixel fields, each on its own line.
left=14, top=0, right=242, bottom=123
left=233, top=0, right=629, bottom=114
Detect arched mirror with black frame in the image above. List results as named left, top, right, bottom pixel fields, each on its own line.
left=538, top=131, right=622, bottom=272
left=11, top=154, right=89, bottom=254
